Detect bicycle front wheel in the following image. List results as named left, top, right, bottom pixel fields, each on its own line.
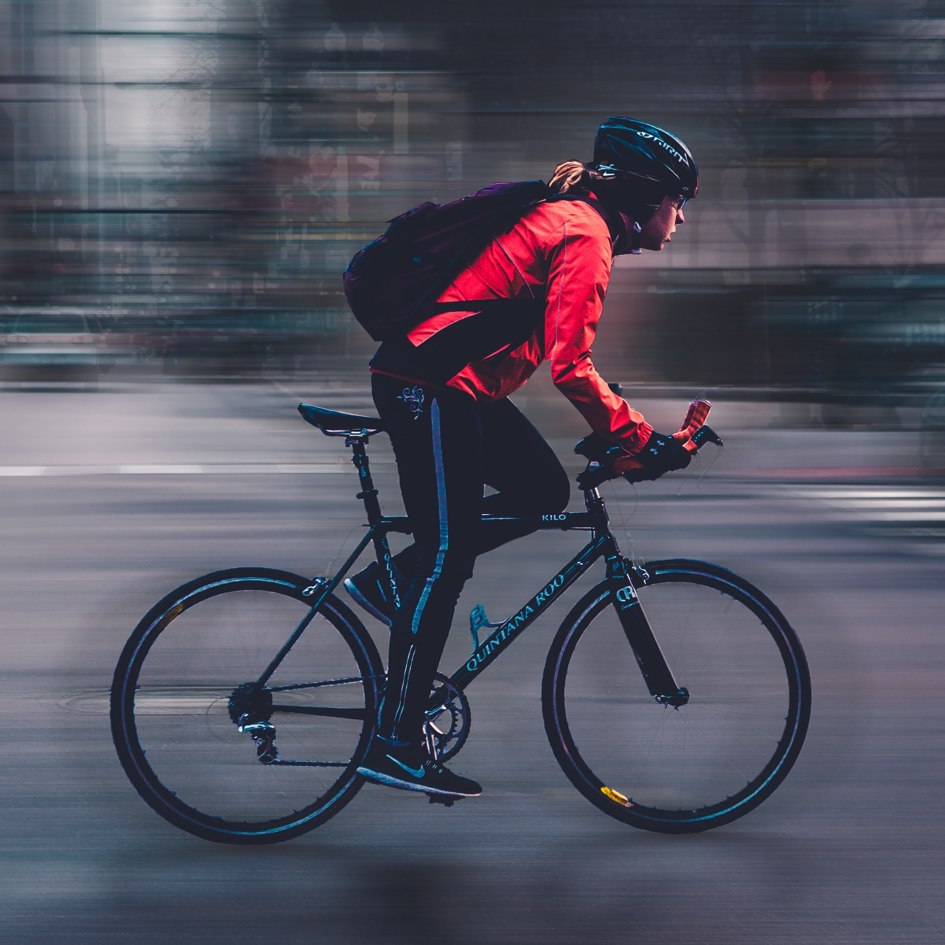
left=111, top=569, right=382, bottom=844
left=543, top=559, right=811, bottom=833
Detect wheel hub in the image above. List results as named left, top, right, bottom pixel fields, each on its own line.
left=227, top=682, right=273, bottom=726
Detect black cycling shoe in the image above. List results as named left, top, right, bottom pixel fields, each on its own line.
left=343, top=562, right=394, bottom=626
left=357, top=739, right=482, bottom=798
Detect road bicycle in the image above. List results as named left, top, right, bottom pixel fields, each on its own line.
left=110, top=400, right=811, bottom=844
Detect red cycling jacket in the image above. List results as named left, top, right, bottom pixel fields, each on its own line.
left=373, top=197, right=653, bottom=454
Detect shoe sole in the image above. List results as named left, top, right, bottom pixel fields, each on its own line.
left=343, top=577, right=393, bottom=627
left=356, top=765, right=481, bottom=798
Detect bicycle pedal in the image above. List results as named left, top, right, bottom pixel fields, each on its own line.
left=427, top=793, right=461, bottom=807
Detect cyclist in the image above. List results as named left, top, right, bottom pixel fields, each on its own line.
left=349, top=117, right=699, bottom=799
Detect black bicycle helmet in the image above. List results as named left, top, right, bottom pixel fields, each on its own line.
left=592, top=117, right=699, bottom=203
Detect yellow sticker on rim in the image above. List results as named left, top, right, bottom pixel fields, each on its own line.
left=600, top=786, right=632, bottom=808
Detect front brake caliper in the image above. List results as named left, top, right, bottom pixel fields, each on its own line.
left=628, top=561, right=651, bottom=587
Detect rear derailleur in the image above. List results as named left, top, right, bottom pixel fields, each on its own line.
left=228, top=682, right=279, bottom=764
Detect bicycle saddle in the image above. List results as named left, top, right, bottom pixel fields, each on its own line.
left=298, top=403, right=386, bottom=437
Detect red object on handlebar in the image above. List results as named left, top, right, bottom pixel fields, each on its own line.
left=675, top=399, right=711, bottom=452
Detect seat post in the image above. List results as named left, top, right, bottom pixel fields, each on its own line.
left=347, top=436, right=383, bottom=525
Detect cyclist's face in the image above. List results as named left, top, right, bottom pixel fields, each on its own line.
left=639, top=195, right=686, bottom=251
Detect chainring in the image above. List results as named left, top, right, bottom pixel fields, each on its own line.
left=423, top=673, right=471, bottom=762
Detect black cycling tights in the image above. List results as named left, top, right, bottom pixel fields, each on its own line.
left=371, top=372, right=570, bottom=746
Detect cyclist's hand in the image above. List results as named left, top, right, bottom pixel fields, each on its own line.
left=614, top=431, right=692, bottom=483
left=575, top=400, right=714, bottom=489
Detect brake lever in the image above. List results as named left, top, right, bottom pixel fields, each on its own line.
left=691, top=424, right=723, bottom=449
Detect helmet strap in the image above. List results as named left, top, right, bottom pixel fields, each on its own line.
left=613, top=213, right=641, bottom=255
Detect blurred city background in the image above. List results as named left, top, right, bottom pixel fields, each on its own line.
left=0, top=0, right=943, bottom=442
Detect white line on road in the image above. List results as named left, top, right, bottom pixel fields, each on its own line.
left=787, top=484, right=945, bottom=553
left=0, top=466, right=48, bottom=476
left=118, top=464, right=205, bottom=475
left=0, top=462, right=383, bottom=477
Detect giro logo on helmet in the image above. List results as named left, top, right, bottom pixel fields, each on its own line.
left=635, top=130, right=687, bottom=166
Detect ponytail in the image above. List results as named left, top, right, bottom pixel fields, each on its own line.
left=549, top=161, right=590, bottom=194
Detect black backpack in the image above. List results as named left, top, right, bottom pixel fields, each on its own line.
left=342, top=180, right=551, bottom=342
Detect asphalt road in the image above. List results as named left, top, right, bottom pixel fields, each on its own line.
left=2, top=371, right=943, bottom=945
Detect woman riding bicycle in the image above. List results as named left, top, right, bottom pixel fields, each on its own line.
left=348, top=117, right=700, bottom=799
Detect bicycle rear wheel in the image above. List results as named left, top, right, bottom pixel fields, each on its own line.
left=111, top=569, right=382, bottom=844
left=543, top=559, right=810, bottom=833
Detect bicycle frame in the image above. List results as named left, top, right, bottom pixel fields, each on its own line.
left=255, top=435, right=688, bottom=706
left=447, top=509, right=687, bottom=704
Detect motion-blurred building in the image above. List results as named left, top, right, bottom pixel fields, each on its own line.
left=0, top=0, right=942, bottom=411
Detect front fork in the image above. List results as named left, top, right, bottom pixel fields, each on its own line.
left=607, top=556, right=689, bottom=708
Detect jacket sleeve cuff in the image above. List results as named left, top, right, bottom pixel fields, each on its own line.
left=622, top=421, right=654, bottom=456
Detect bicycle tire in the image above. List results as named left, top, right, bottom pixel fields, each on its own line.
left=111, top=568, right=383, bottom=844
left=542, top=559, right=811, bottom=833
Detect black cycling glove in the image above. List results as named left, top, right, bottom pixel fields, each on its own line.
left=625, top=430, right=692, bottom=482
